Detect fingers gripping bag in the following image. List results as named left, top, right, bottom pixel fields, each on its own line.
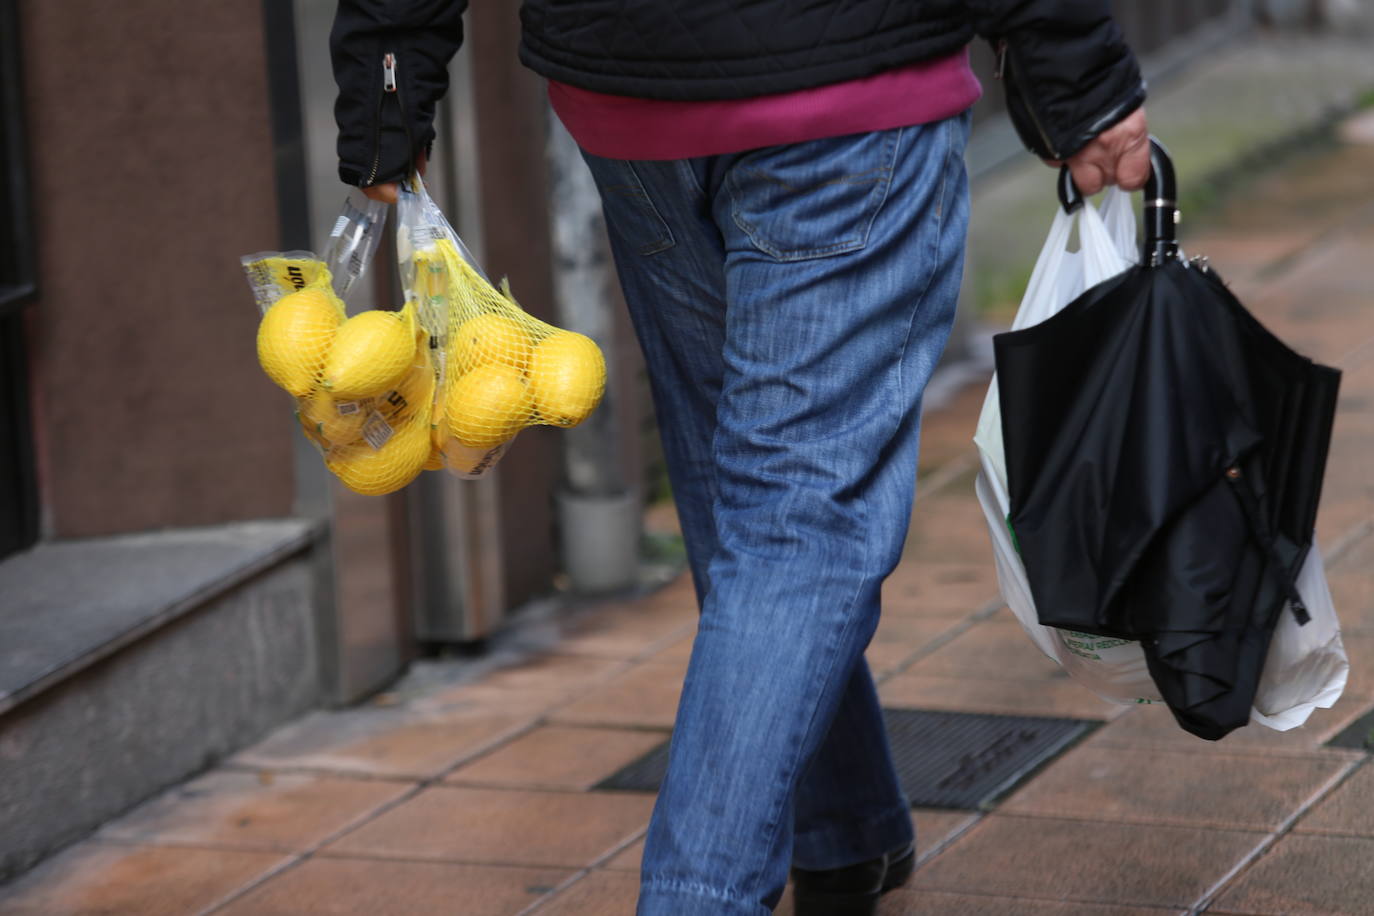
left=242, top=195, right=440, bottom=496
left=396, top=174, right=607, bottom=479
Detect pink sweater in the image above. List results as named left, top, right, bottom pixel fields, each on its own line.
left=549, top=49, right=981, bottom=161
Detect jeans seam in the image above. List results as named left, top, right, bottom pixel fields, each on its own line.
left=619, top=160, right=677, bottom=255
left=753, top=476, right=875, bottom=902
left=895, top=120, right=952, bottom=398
left=639, top=877, right=749, bottom=904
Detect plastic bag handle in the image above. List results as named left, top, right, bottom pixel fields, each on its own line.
left=1057, top=136, right=1179, bottom=266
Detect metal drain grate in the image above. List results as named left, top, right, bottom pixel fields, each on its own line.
left=1328, top=706, right=1374, bottom=752
left=595, top=739, right=673, bottom=794
left=882, top=708, right=1093, bottom=809
left=594, top=708, right=1095, bottom=809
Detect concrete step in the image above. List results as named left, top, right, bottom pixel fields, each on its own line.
left=0, top=519, right=322, bottom=882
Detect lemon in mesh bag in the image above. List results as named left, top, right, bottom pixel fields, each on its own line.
left=244, top=227, right=440, bottom=496
left=323, top=302, right=422, bottom=399
left=256, top=285, right=345, bottom=398
left=298, top=389, right=372, bottom=448
left=407, top=236, right=606, bottom=474
left=326, top=405, right=434, bottom=495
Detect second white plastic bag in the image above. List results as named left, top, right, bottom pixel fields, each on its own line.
left=972, top=189, right=1349, bottom=729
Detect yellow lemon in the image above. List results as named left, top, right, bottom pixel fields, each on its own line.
left=299, top=389, right=372, bottom=447
left=295, top=408, right=328, bottom=450
left=424, top=399, right=450, bottom=471
left=445, top=364, right=533, bottom=448
left=325, top=410, right=432, bottom=496
left=256, top=287, right=343, bottom=396
left=527, top=331, right=606, bottom=428
left=450, top=312, right=533, bottom=373
left=440, top=436, right=506, bottom=476
left=322, top=303, right=418, bottom=399
left=375, top=333, right=436, bottom=426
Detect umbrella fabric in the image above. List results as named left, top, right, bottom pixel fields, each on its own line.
left=995, top=257, right=1341, bottom=740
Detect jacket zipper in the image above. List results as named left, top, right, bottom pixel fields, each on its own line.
left=365, top=52, right=403, bottom=186
left=996, top=39, right=1061, bottom=160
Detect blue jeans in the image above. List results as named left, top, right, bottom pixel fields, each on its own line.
left=581, top=112, right=972, bottom=916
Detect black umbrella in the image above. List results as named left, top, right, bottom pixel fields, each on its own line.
left=995, top=140, right=1341, bottom=740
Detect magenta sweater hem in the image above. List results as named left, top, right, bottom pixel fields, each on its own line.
left=549, top=49, right=982, bottom=161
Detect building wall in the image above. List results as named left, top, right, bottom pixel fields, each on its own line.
left=467, top=3, right=564, bottom=608
left=21, top=0, right=295, bottom=538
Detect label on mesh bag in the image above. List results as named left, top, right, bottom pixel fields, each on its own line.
left=336, top=400, right=363, bottom=417
left=361, top=412, right=395, bottom=450
left=240, top=252, right=329, bottom=313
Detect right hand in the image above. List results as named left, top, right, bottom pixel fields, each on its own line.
left=1043, top=107, right=1150, bottom=197
left=360, top=151, right=427, bottom=204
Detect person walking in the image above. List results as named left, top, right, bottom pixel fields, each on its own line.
left=332, top=3, right=1150, bottom=913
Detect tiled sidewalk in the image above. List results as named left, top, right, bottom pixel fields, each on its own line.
left=4, top=138, right=1374, bottom=916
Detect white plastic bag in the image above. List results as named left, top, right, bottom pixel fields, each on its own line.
left=1251, top=543, right=1349, bottom=730
left=972, top=189, right=1349, bottom=729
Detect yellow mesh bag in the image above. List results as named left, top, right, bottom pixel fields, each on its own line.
left=243, top=198, right=439, bottom=496
left=398, top=176, right=606, bottom=479
left=243, top=180, right=606, bottom=491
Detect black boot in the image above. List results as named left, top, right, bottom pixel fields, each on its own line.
left=790, top=842, right=916, bottom=916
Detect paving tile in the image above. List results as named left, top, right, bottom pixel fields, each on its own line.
left=1327, top=535, right=1374, bottom=634
left=882, top=562, right=1000, bottom=616
left=214, top=857, right=571, bottom=916
left=446, top=725, right=668, bottom=790
left=878, top=669, right=1121, bottom=720
left=455, top=653, right=631, bottom=694
left=918, top=383, right=989, bottom=474
left=1208, top=833, right=1374, bottom=915
left=95, top=769, right=411, bottom=852
left=872, top=611, right=967, bottom=647
left=413, top=654, right=632, bottom=716
left=1339, top=632, right=1374, bottom=697
left=1086, top=690, right=1374, bottom=754
left=1293, top=761, right=1374, bottom=837
left=1179, top=232, right=1314, bottom=286
left=879, top=891, right=1182, bottom=915
left=866, top=639, right=918, bottom=678
left=548, top=661, right=687, bottom=729
left=913, top=808, right=979, bottom=863
left=601, top=837, right=644, bottom=871
left=910, top=814, right=1264, bottom=909
left=0, top=842, right=287, bottom=916
left=534, top=870, right=640, bottom=915
left=231, top=708, right=534, bottom=780
left=322, top=785, right=654, bottom=868
left=901, top=616, right=1067, bottom=681
left=645, top=630, right=696, bottom=662
left=599, top=811, right=974, bottom=877
left=555, top=600, right=696, bottom=659
left=868, top=617, right=968, bottom=680
left=902, top=486, right=994, bottom=565
left=999, top=745, right=1355, bottom=831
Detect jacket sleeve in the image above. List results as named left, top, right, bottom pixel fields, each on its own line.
left=331, top=0, right=467, bottom=187
left=965, top=1, right=1146, bottom=160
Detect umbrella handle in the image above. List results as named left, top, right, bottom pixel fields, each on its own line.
left=1056, top=135, right=1181, bottom=267
left=1142, top=137, right=1180, bottom=267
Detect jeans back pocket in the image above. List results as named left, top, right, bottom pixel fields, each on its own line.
left=726, top=128, right=902, bottom=262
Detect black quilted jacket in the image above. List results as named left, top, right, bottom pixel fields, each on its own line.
left=332, top=0, right=1144, bottom=187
